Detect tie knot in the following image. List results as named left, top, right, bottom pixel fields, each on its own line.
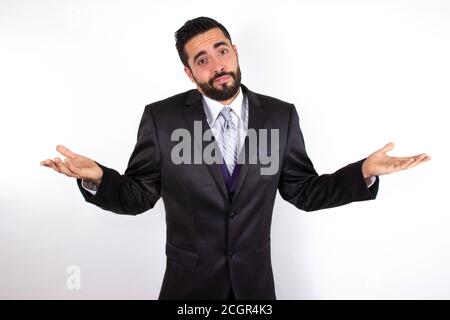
left=220, top=106, right=232, bottom=123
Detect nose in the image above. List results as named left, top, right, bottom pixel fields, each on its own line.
left=210, top=56, right=225, bottom=75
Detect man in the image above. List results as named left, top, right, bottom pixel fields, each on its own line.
left=40, top=17, right=431, bottom=300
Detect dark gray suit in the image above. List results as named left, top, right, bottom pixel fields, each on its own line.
left=77, top=83, right=379, bottom=299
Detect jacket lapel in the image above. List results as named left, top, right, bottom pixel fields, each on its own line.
left=184, top=89, right=229, bottom=199
left=232, top=84, right=266, bottom=201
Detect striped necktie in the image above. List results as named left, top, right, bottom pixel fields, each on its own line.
left=219, top=106, right=238, bottom=174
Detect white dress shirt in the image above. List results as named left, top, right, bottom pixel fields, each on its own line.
left=202, top=86, right=248, bottom=163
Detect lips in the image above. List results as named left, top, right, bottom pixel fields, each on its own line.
left=214, top=75, right=231, bottom=84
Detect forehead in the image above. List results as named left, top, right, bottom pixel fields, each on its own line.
left=184, top=27, right=230, bottom=57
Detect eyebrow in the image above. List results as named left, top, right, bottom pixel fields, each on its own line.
left=193, top=41, right=229, bottom=64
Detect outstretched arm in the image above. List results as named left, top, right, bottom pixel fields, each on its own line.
left=40, top=105, right=161, bottom=215
left=278, top=104, right=430, bottom=212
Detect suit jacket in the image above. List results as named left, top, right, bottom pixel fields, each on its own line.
left=77, top=83, right=379, bottom=299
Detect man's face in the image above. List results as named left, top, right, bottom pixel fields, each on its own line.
left=183, top=27, right=241, bottom=102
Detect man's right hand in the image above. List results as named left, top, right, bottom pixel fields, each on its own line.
left=40, top=145, right=104, bottom=185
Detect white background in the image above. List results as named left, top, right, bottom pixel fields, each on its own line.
left=1, top=0, right=449, bottom=299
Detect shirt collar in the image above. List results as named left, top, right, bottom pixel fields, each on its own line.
left=202, top=86, right=244, bottom=126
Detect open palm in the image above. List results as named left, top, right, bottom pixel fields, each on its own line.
left=40, top=145, right=103, bottom=184
left=362, top=142, right=431, bottom=179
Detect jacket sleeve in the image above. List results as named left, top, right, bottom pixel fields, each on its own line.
left=277, top=104, right=379, bottom=212
left=76, top=105, right=161, bottom=215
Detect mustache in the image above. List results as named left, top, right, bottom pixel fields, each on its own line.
left=209, top=72, right=235, bottom=85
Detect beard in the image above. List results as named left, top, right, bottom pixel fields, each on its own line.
left=195, top=65, right=242, bottom=102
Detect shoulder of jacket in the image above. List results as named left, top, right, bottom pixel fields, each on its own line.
left=143, top=89, right=194, bottom=113
left=247, top=87, right=292, bottom=106
left=251, top=91, right=295, bottom=115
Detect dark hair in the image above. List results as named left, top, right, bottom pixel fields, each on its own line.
left=175, top=17, right=232, bottom=68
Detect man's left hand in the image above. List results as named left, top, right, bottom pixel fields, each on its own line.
left=362, top=142, right=431, bottom=179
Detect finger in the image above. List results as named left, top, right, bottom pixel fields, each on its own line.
left=388, top=154, right=425, bottom=165
left=40, top=159, right=61, bottom=173
left=409, top=153, right=428, bottom=160
left=392, top=156, right=419, bottom=162
left=414, top=154, right=432, bottom=166
left=403, top=154, right=428, bottom=170
left=380, top=142, right=395, bottom=154
left=56, top=145, right=78, bottom=159
left=54, top=157, right=77, bottom=177
left=40, top=159, right=51, bottom=166
left=388, top=152, right=426, bottom=163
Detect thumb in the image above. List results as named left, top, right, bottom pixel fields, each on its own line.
left=380, top=142, right=395, bottom=154
left=56, top=145, right=78, bottom=159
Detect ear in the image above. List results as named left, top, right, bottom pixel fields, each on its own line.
left=184, top=66, right=195, bottom=83
left=232, top=44, right=238, bottom=59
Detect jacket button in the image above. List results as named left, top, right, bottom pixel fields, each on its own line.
left=228, top=250, right=233, bottom=257
left=229, top=211, right=236, bottom=218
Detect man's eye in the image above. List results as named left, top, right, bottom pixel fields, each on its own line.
left=198, top=58, right=206, bottom=65
left=220, top=48, right=229, bottom=55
